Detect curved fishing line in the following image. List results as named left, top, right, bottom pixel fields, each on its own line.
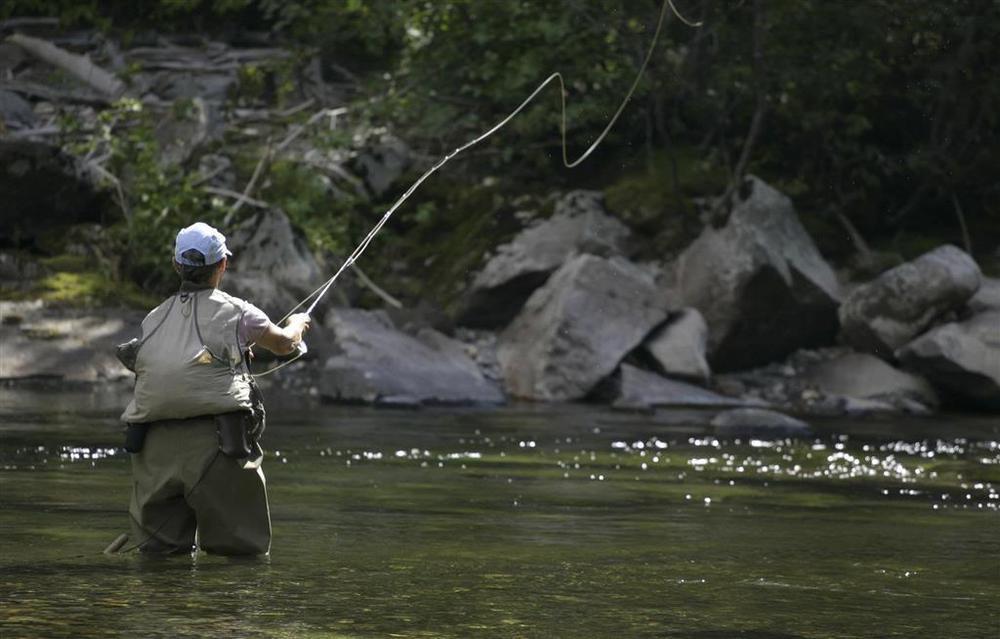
left=254, top=0, right=701, bottom=377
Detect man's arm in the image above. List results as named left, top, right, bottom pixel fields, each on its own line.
left=254, top=313, right=311, bottom=356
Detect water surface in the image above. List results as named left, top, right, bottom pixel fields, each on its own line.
left=1, top=387, right=997, bottom=638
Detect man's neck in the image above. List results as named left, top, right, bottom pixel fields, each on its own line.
left=179, top=281, right=216, bottom=293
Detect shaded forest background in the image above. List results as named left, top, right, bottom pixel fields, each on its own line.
left=2, top=0, right=998, bottom=306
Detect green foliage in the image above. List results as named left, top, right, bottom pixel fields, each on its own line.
left=260, top=160, right=352, bottom=255
left=65, top=99, right=220, bottom=293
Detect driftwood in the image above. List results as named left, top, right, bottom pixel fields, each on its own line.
left=6, top=33, right=126, bottom=99
left=2, top=79, right=110, bottom=106
left=203, top=186, right=270, bottom=210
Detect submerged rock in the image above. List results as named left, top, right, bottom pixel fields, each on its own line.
left=838, top=245, right=981, bottom=358
left=711, top=408, right=812, bottom=439
left=675, top=176, right=841, bottom=371
left=224, top=209, right=327, bottom=319
left=641, top=308, right=711, bottom=383
left=896, top=311, right=1000, bottom=410
left=498, top=254, right=667, bottom=401
left=801, top=352, right=938, bottom=408
left=458, top=190, right=630, bottom=328
left=605, top=364, right=760, bottom=411
left=318, top=308, right=505, bottom=405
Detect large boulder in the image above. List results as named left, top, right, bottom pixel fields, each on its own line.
left=641, top=308, right=710, bottom=383
left=896, top=311, right=1000, bottom=410
left=675, top=176, right=841, bottom=371
left=224, top=209, right=327, bottom=319
left=605, top=364, right=761, bottom=411
left=318, top=308, right=504, bottom=405
left=801, top=352, right=938, bottom=408
left=838, top=245, right=981, bottom=358
left=458, top=190, right=630, bottom=328
left=0, top=301, right=140, bottom=383
left=497, top=254, right=667, bottom=401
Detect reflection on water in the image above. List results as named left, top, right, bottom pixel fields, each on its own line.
left=1, top=387, right=998, bottom=638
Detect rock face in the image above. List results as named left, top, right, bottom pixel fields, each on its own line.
left=838, top=245, right=981, bottom=358
left=896, top=311, right=1000, bottom=409
left=0, top=89, right=37, bottom=130
left=353, top=133, right=411, bottom=197
left=0, top=301, right=140, bottom=382
left=0, top=140, right=110, bottom=247
left=711, top=408, right=812, bottom=438
left=607, top=364, right=760, bottom=410
left=224, top=209, right=326, bottom=319
left=458, top=190, right=631, bottom=328
left=497, top=254, right=667, bottom=401
left=318, top=308, right=504, bottom=405
left=642, top=308, right=711, bottom=382
left=801, top=352, right=938, bottom=408
left=676, top=176, right=841, bottom=371
left=968, top=276, right=1000, bottom=314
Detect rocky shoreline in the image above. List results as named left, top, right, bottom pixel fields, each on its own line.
left=4, top=179, right=998, bottom=430
left=2, top=28, right=998, bottom=430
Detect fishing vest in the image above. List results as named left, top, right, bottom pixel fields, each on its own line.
left=121, top=288, right=254, bottom=424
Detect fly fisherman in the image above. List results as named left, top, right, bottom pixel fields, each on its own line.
left=117, top=222, right=310, bottom=555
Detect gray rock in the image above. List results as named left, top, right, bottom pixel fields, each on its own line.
left=711, top=408, right=812, bottom=439
left=0, top=301, right=140, bottom=382
left=458, top=190, right=630, bottom=328
left=838, top=245, right=981, bottom=358
left=318, top=308, right=504, bottom=405
left=642, top=308, right=711, bottom=383
left=896, top=311, right=1000, bottom=410
left=154, top=97, right=218, bottom=166
left=801, top=352, right=938, bottom=408
left=151, top=71, right=236, bottom=104
left=498, top=254, right=668, bottom=401
left=224, top=209, right=326, bottom=319
left=676, top=176, right=841, bottom=371
left=608, top=364, right=760, bottom=410
left=968, top=276, right=1000, bottom=314
left=354, top=133, right=411, bottom=197
left=0, top=89, right=37, bottom=130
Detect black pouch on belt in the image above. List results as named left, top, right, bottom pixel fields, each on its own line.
left=123, top=423, right=149, bottom=453
left=215, top=411, right=254, bottom=458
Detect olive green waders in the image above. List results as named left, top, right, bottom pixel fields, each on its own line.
left=129, top=418, right=271, bottom=555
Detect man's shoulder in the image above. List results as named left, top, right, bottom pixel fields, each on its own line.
left=212, top=289, right=270, bottom=323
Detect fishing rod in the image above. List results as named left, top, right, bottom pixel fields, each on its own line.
left=253, top=0, right=702, bottom=378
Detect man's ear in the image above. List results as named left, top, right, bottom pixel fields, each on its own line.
left=173, top=261, right=182, bottom=274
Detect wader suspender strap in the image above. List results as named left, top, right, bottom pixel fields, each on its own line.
left=139, top=295, right=176, bottom=347
left=191, top=292, right=229, bottom=367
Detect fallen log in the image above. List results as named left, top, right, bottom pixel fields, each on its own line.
left=6, top=33, right=126, bottom=99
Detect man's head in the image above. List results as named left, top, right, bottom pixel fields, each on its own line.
left=173, top=222, right=233, bottom=285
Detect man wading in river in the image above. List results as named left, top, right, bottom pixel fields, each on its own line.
left=117, top=222, right=310, bottom=555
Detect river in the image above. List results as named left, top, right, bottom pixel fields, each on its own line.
left=1, top=386, right=997, bottom=638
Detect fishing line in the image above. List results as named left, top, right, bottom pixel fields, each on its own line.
left=251, top=0, right=702, bottom=377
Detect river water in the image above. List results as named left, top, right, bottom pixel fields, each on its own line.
left=0, top=387, right=997, bottom=638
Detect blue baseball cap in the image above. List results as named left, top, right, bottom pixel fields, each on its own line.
left=174, top=222, right=233, bottom=266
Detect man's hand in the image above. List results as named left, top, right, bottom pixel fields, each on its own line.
left=256, top=313, right=312, bottom=356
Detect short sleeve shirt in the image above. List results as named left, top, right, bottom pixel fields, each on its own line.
left=237, top=301, right=271, bottom=350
